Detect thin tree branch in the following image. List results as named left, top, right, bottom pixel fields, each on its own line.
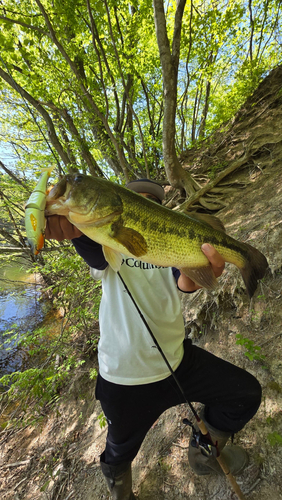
left=0, top=160, right=29, bottom=190
left=248, top=0, right=254, bottom=64
left=0, top=15, right=48, bottom=35
left=0, top=67, right=71, bottom=166
left=34, top=0, right=130, bottom=179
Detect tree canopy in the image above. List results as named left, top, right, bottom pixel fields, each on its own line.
left=0, top=0, right=281, bottom=192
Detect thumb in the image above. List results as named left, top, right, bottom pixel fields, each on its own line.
left=201, top=243, right=225, bottom=269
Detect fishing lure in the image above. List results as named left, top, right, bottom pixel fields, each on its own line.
left=25, top=167, right=54, bottom=255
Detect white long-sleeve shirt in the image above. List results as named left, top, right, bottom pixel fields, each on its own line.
left=91, top=256, right=185, bottom=385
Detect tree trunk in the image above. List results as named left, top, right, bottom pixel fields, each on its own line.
left=153, top=0, right=199, bottom=196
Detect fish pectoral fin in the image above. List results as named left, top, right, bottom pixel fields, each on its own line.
left=111, top=222, right=147, bottom=257
left=102, top=246, right=123, bottom=272
left=180, top=266, right=218, bottom=290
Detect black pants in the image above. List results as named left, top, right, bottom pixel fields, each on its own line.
left=96, top=339, right=261, bottom=466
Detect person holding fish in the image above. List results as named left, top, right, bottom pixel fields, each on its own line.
left=43, top=178, right=263, bottom=500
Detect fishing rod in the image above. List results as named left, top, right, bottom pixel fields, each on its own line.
left=117, top=271, right=247, bottom=500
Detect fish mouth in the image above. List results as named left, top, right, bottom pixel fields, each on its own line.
left=45, top=175, right=101, bottom=218
left=45, top=179, right=73, bottom=216
left=46, top=177, right=68, bottom=202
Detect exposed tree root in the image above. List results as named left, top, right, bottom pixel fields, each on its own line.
left=177, top=65, right=282, bottom=213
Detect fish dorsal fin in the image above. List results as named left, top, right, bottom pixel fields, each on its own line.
left=181, top=265, right=218, bottom=290
left=102, top=246, right=123, bottom=272
left=187, top=212, right=226, bottom=232
left=111, top=220, right=148, bottom=257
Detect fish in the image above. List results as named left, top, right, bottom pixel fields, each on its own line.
left=25, top=167, right=54, bottom=255
left=46, top=173, right=268, bottom=298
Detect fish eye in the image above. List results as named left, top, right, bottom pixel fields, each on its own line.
left=74, top=174, right=84, bottom=183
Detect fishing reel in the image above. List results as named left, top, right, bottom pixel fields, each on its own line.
left=183, top=418, right=215, bottom=457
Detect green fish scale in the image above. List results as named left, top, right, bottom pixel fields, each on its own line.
left=121, top=195, right=246, bottom=269
left=47, top=175, right=268, bottom=297
left=52, top=175, right=248, bottom=271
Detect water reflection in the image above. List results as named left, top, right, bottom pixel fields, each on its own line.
left=0, top=259, right=50, bottom=377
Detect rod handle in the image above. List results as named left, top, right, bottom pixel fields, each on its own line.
left=197, top=419, right=247, bottom=500
left=216, top=455, right=247, bottom=500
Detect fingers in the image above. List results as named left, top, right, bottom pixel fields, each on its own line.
left=201, top=243, right=225, bottom=277
left=59, top=216, right=83, bottom=239
left=45, top=215, right=83, bottom=241
left=45, top=215, right=64, bottom=241
left=178, top=271, right=202, bottom=291
left=178, top=244, right=225, bottom=292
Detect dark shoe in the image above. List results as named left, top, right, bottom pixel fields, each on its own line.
left=188, top=410, right=248, bottom=476
left=100, top=452, right=136, bottom=500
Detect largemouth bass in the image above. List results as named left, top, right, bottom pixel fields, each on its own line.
left=46, top=174, right=268, bottom=298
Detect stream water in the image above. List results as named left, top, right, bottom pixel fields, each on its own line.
left=0, top=258, right=51, bottom=378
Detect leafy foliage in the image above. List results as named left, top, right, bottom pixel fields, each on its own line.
left=267, top=431, right=282, bottom=446
left=0, top=248, right=101, bottom=427
left=0, top=0, right=281, bottom=182
left=0, top=173, right=29, bottom=252
left=235, top=333, right=266, bottom=363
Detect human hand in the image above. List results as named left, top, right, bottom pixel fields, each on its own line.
left=45, top=215, right=83, bottom=241
left=201, top=243, right=225, bottom=278
left=177, top=243, right=225, bottom=292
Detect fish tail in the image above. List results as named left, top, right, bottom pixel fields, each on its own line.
left=34, top=166, right=55, bottom=194
left=41, top=165, right=55, bottom=176
left=33, top=166, right=55, bottom=194
left=239, top=243, right=268, bottom=298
